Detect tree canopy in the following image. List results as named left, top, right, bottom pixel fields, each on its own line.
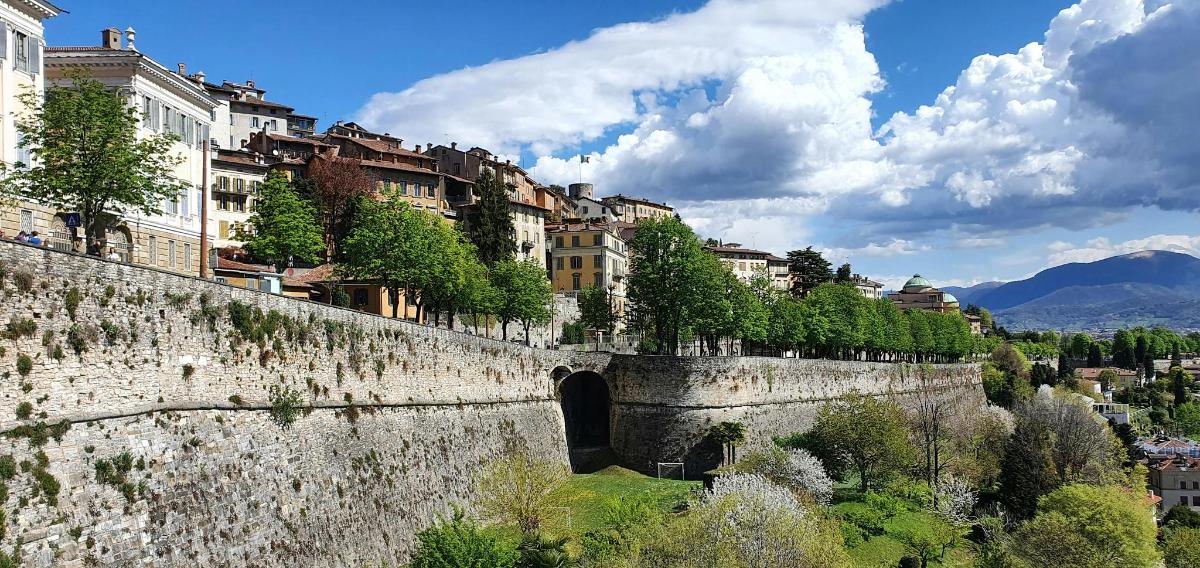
left=0, top=71, right=186, bottom=242
left=465, top=168, right=516, bottom=267
left=241, top=170, right=323, bottom=266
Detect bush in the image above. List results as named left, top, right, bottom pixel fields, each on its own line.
left=331, top=286, right=350, bottom=308
left=64, top=287, right=82, bottom=320
left=410, top=507, right=517, bottom=568
left=732, top=447, right=833, bottom=505
left=0, top=456, right=15, bottom=480
left=268, top=385, right=304, bottom=429
left=15, top=354, right=31, bottom=377
left=14, top=402, right=32, bottom=421
left=560, top=322, right=584, bottom=345
left=474, top=453, right=569, bottom=535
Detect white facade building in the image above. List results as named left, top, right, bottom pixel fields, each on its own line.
left=43, top=27, right=217, bottom=274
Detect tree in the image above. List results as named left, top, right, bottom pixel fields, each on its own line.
left=1173, top=402, right=1200, bottom=438
left=1057, top=352, right=1074, bottom=382
left=1098, top=369, right=1118, bottom=392
left=490, top=259, right=552, bottom=343
left=466, top=168, right=517, bottom=267
left=1172, top=343, right=1184, bottom=366
left=1113, top=330, right=1137, bottom=370
left=241, top=170, right=323, bottom=266
left=1087, top=343, right=1103, bottom=367
left=1012, top=484, right=1159, bottom=568
left=834, top=262, right=852, bottom=283
left=625, top=216, right=711, bottom=354
left=896, top=517, right=957, bottom=568
left=474, top=453, right=569, bottom=536
left=340, top=199, right=432, bottom=319
left=709, top=422, right=746, bottom=466
left=1163, top=504, right=1200, bottom=528
left=810, top=393, right=914, bottom=492
left=732, top=447, right=833, bottom=505
left=991, top=343, right=1030, bottom=378
left=420, top=224, right=485, bottom=329
left=1164, top=527, right=1200, bottom=568
left=412, top=506, right=518, bottom=568
left=1170, top=366, right=1192, bottom=407
left=785, top=246, right=832, bottom=298
left=999, top=417, right=1055, bottom=520
left=0, top=71, right=186, bottom=244
left=577, top=285, right=617, bottom=335
left=307, top=155, right=372, bottom=261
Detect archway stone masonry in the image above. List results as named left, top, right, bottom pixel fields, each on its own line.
left=0, top=242, right=983, bottom=567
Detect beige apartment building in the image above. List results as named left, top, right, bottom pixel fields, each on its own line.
left=705, top=243, right=790, bottom=290
left=3, top=28, right=218, bottom=276
left=210, top=150, right=272, bottom=249
left=602, top=194, right=674, bottom=224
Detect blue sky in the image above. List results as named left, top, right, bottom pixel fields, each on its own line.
left=48, top=1, right=1200, bottom=289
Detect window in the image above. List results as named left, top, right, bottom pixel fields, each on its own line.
left=593, top=255, right=602, bottom=268
left=593, top=234, right=602, bottom=246
left=571, top=236, right=580, bottom=247
left=398, top=181, right=408, bottom=196
left=353, top=288, right=369, bottom=307
left=555, top=236, right=564, bottom=248
left=180, top=191, right=190, bottom=217
left=453, top=163, right=461, bottom=175
left=219, top=221, right=229, bottom=238
left=582, top=206, right=589, bottom=214
left=164, top=195, right=178, bottom=216
left=738, top=262, right=747, bottom=272
left=268, top=119, right=277, bottom=131
left=594, top=273, right=603, bottom=288
left=570, top=256, right=583, bottom=269
left=142, top=96, right=153, bottom=128
left=18, top=209, right=32, bottom=233
left=571, top=273, right=581, bottom=291
left=251, top=180, right=262, bottom=194
left=1194, top=495, right=1200, bottom=506
left=148, top=236, right=157, bottom=266
left=233, top=196, right=245, bottom=212
left=555, top=257, right=564, bottom=270
left=168, top=240, right=177, bottom=268
left=235, top=178, right=246, bottom=193
left=1194, top=482, right=1199, bottom=490
left=15, top=132, right=30, bottom=167
left=218, top=176, right=230, bottom=191
left=229, top=114, right=235, bottom=125
left=13, top=31, right=30, bottom=74
left=184, top=244, right=192, bottom=269
left=251, top=117, right=260, bottom=128
left=1183, top=481, right=1189, bottom=490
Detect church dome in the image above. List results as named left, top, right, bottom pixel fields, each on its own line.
left=942, top=292, right=959, bottom=305
left=902, top=274, right=932, bottom=293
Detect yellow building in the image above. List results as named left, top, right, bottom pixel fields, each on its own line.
left=547, top=222, right=628, bottom=315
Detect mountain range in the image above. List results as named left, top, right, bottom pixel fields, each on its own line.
left=941, top=250, right=1200, bottom=331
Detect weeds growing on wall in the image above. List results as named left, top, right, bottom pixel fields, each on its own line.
left=268, top=385, right=305, bottom=429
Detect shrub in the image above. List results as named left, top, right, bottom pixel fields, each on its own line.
left=4, top=319, right=37, bottom=340
left=0, top=456, right=15, bottom=480
left=94, top=452, right=139, bottom=501
left=410, top=507, right=517, bottom=568
left=14, top=402, right=32, bottom=421
left=474, top=453, right=569, bottom=535
left=732, top=447, right=833, bottom=505
left=331, top=286, right=350, bottom=308
left=268, top=385, right=305, bottom=429
left=64, top=287, right=82, bottom=320
left=181, top=364, right=195, bottom=379
left=163, top=292, right=192, bottom=309
left=66, top=324, right=96, bottom=355
left=15, top=354, right=32, bottom=377
left=228, top=395, right=243, bottom=406
left=11, top=271, right=33, bottom=294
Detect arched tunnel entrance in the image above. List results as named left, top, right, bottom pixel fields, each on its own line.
left=558, top=370, right=616, bottom=473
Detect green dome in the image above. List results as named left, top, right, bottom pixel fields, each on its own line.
left=902, top=274, right=932, bottom=292
left=942, top=292, right=959, bottom=304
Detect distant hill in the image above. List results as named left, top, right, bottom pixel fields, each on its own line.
left=968, top=251, right=1200, bottom=331
left=942, top=281, right=1004, bottom=306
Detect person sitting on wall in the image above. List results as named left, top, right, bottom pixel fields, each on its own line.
left=105, top=247, right=121, bottom=262
left=87, top=239, right=102, bottom=256
left=14, top=231, right=27, bottom=243
left=27, top=231, right=42, bottom=246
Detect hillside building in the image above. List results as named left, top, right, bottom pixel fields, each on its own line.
left=547, top=223, right=628, bottom=321
left=888, top=275, right=962, bottom=313
left=601, top=194, right=674, bottom=223
left=705, top=243, right=790, bottom=290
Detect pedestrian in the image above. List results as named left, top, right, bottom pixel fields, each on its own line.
left=105, top=247, right=121, bottom=262
left=72, top=236, right=84, bottom=253
left=27, top=231, right=42, bottom=246
left=14, top=231, right=27, bottom=243
left=87, top=239, right=101, bottom=256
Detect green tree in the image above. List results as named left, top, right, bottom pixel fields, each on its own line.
left=1113, top=330, right=1137, bottom=370
left=241, top=170, right=323, bottom=266
left=1069, top=333, right=1093, bottom=358
left=340, top=199, right=432, bottom=319
left=411, top=506, right=518, bottom=568
left=834, top=262, right=852, bottom=283
left=474, top=453, right=569, bottom=536
left=577, top=285, right=617, bottom=335
left=1162, top=504, right=1200, bottom=528
left=625, top=217, right=711, bottom=354
left=1170, top=366, right=1192, bottom=407
left=0, top=71, right=186, bottom=243
left=1163, top=527, right=1200, bottom=568
left=708, top=421, right=746, bottom=466
left=810, top=392, right=914, bottom=492
left=896, top=517, right=957, bottom=568
left=785, top=246, right=832, bottom=298
left=1012, top=484, right=1159, bottom=568
left=998, top=418, right=1055, bottom=519
left=490, top=259, right=552, bottom=343
left=466, top=168, right=517, bottom=266
left=421, top=224, right=485, bottom=329
left=1174, top=402, right=1200, bottom=438
left=1087, top=343, right=1103, bottom=367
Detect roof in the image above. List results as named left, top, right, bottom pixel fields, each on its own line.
left=547, top=221, right=625, bottom=236
left=231, top=98, right=293, bottom=112
left=213, top=150, right=271, bottom=168
left=358, top=159, right=440, bottom=176
left=510, top=198, right=551, bottom=212
left=216, top=257, right=273, bottom=274
left=287, top=112, right=318, bottom=120
left=706, top=245, right=775, bottom=257
left=602, top=194, right=673, bottom=210
left=1150, top=456, right=1200, bottom=472
left=268, top=133, right=333, bottom=147
left=942, top=293, right=959, bottom=304
left=903, top=274, right=932, bottom=291
left=291, top=264, right=336, bottom=284
left=1076, top=367, right=1140, bottom=379
left=324, top=134, right=428, bottom=160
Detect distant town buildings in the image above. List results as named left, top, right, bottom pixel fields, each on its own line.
left=1149, top=454, right=1200, bottom=512
left=889, top=275, right=961, bottom=313
left=547, top=222, right=628, bottom=301
left=705, top=243, right=790, bottom=290
left=601, top=194, right=674, bottom=224
left=849, top=274, right=883, bottom=300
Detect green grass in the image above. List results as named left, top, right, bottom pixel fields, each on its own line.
left=833, top=489, right=978, bottom=568
left=545, top=466, right=700, bottom=537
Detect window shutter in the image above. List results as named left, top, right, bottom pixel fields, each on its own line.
left=27, top=36, right=38, bottom=75
left=150, top=100, right=160, bottom=131
left=0, top=22, right=8, bottom=61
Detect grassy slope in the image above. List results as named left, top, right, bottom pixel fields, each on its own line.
left=545, top=466, right=700, bottom=537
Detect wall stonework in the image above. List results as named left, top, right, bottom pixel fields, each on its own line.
left=0, top=242, right=982, bottom=567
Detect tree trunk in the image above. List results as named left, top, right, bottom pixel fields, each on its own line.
left=389, top=287, right=399, bottom=319
left=502, top=320, right=509, bottom=340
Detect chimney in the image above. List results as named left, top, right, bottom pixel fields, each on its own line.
left=414, top=144, right=422, bottom=153
left=177, top=63, right=186, bottom=75
left=247, top=79, right=256, bottom=89
left=102, top=28, right=121, bottom=50
left=195, top=71, right=206, bottom=83
left=450, top=142, right=457, bottom=150
left=427, top=142, right=433, bottom=153
left=125, top=27, right=137, bottom=51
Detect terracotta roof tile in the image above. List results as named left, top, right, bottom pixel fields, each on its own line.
left=216, top=257, right=273, bottom=273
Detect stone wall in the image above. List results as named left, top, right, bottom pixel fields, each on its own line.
left=0, top=242, right=984, bottom=567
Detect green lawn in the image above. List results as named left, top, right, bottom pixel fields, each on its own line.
left=544, top=466, right=701, bottom=537
left=832, top=494, right=978, bottom=568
